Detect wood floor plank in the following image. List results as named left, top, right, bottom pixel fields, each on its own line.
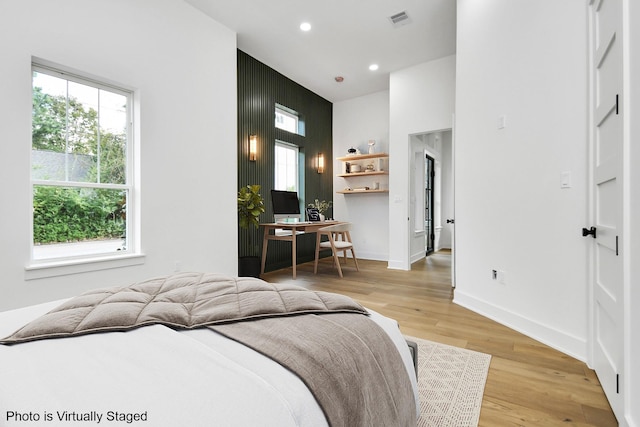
left=260, top=252, right=617, bottom=426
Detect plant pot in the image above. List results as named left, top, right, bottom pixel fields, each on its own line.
left=238, top=256, right=261, bottom=278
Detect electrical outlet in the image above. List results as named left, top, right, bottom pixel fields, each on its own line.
left=174, top=261, right=182, bottom=272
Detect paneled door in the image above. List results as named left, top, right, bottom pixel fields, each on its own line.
left=588, top=0, right=623, bottom=419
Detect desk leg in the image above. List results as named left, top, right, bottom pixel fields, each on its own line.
left=260, top=228, right=269, bottom=275
left=291, top=233, right=297, bottom=279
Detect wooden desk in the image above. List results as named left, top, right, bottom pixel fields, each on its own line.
left=260, top=221, right=341, bottom=279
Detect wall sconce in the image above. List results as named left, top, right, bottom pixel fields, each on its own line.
left=249, top=134, right=257, bottom=161
left=316, top=152, right=325, bottom=174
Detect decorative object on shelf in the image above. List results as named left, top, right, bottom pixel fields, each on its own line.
left=336, top=154, right=388, bottom=175
left=249, top=135, right=257, bottom=161
left=347, top=147, right=357, bottom=155
left=373, top=181, right=380, bottom=190
left=316, top=152, right=325, bottom=174
left=336, top=152, right=389, bottom=194
left=368, top=139, right=376, bottom=154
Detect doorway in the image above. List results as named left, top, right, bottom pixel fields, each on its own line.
left=409, top=130, right=454, bottom=273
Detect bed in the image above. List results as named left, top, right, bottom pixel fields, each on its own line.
left=0, top=272, right=418, bottom=427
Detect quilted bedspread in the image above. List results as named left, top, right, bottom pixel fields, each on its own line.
left=0, top=272, right=367, bottom=344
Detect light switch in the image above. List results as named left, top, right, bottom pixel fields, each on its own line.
left=497, top=115, right=506, bottom=129
left=561, top=171, right=572, bottom=189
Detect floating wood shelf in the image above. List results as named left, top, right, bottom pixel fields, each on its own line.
left=336, top=189, right=389, bottom=194
left=337, top=171, right=388, bottom=177
left=336, top=153, right=389, bottom=161
left=336, top=152, right=389, bottom=196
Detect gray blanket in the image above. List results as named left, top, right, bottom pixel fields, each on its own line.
left=1, top=272, right=416, bottom=426
left=211, top=313, right=416, bottom=427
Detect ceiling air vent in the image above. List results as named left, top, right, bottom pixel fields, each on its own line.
left=388, top=11, right=411, bottom=28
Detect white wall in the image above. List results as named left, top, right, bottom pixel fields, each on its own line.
left=454, top=0, right=589, bottom=360
left=333, top=90, right=390, bottom=260
left=388, top=55, right=456, bottom=269
left=0, top=0, right=237, bottom=311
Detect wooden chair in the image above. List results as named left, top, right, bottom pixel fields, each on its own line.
left=314, top=223, right=359, bottom=278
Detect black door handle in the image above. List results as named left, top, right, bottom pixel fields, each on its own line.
left=446, top=219, right=455, bottom=224
left=582, top=227, right=596, bottom=238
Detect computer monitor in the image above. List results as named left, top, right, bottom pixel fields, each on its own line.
left=271, top=190, right=301, bottom=222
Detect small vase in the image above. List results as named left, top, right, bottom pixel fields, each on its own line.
left=319, top=214, right=325, bottom=222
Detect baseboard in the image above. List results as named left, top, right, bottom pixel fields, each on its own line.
left=453, top=290, right=588, bottom=363
left=354, top=250, right=387, bottom=262
left=410, top=250, right=424, bottom=264
left=387, top=259, right=409, bottom=270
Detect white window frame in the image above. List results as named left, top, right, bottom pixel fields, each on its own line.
left=26, top=62, right=143, bottom=278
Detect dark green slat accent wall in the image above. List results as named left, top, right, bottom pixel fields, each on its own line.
left=237, top=50, right=333, bottom=272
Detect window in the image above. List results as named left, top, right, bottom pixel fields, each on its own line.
left=274, top=141, right=299, bottom=192
left=275, top=104, right=305, bottom=136
left=31, top=64, right=134, bottom=262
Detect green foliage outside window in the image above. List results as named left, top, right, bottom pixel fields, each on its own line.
left=33, top=186, right=126, bottom=244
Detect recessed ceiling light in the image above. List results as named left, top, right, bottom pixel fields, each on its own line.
left=369, top=64, right=379, bottom=71
left=300, top=22, right=311, bottom=31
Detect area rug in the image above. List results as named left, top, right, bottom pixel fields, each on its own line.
left=408, top=336, right=492, bottom=427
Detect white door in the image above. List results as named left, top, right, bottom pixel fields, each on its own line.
left=588, top=0, right=623, bottom=419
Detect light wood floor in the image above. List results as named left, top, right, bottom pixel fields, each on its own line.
left=261, top=251, right=617, bottom=426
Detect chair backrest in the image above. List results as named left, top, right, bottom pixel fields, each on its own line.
left=318, top=223, right=351, bottom=233
left=318, top=223, right=352, bottom=244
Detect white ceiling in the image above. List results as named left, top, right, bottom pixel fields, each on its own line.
left=184, top=0, right=457, bottom=103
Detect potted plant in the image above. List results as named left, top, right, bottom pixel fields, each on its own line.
left=308, top=199, right=333, bottom=221
left=237, top=184, right=265, bottom=277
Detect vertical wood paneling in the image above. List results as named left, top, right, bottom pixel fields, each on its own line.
left=237, top=51, right=333, bottom=271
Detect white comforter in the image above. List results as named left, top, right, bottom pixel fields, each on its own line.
left=0, top=300, right=418, bottom=427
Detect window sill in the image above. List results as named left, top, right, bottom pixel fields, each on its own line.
left=25, top=253, right=146, bottom=280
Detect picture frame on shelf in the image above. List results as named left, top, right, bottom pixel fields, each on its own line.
left=306, top=207, right=321, bottom=222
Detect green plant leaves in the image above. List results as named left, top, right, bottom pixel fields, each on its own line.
left=237, top=184, right=265, bottom=229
